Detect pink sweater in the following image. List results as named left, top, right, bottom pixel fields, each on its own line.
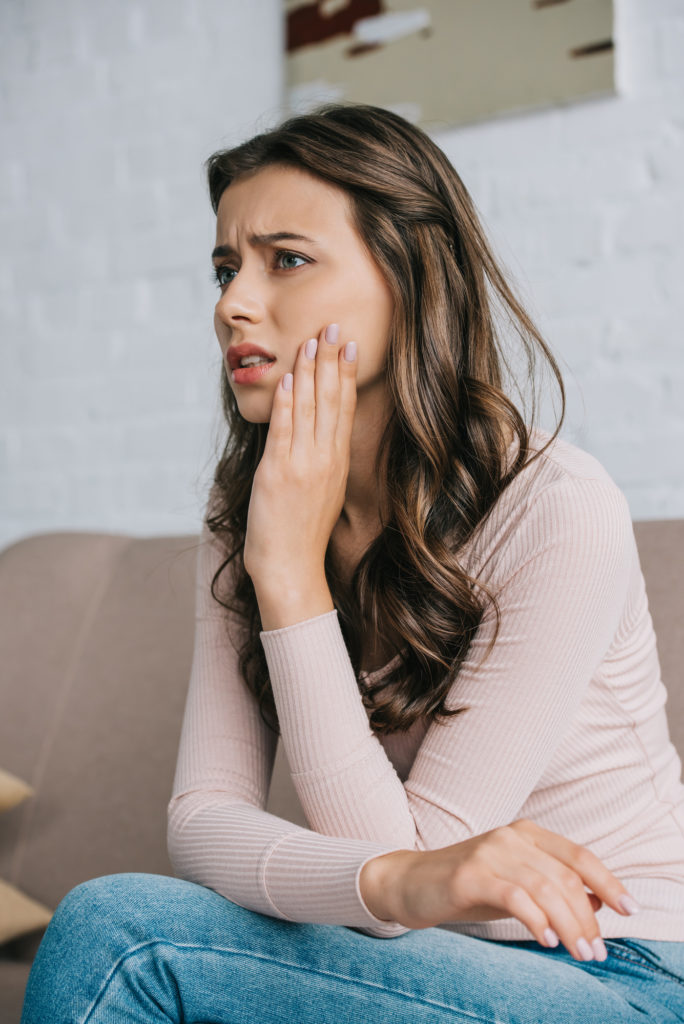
left=167, top=427, right=684, bottom=941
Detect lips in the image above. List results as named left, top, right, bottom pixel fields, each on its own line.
left=227, top=343, right=276, bottom=371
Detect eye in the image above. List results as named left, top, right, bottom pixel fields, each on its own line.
left=212, top=265, right=235, bottom=287
left=211, top=249, right=310, bottom=288
left=274, top=249, right=308, bottom=271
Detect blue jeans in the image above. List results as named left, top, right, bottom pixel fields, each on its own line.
left=20, top=872, right=684, bottom=1023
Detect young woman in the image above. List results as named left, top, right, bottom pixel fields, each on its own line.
left=21, top=103, right=684, bottom=1023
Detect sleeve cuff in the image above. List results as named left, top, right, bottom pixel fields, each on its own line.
left=262, top=830, right=412, bottom=939
left=259, top=608, right=339, bottom=640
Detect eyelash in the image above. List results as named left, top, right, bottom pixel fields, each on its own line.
left=210, top=249, right=309, bottom=288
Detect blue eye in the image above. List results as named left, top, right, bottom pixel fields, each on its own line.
left=275, top=250, right=308, bottom=271
left=212, top=265, right=234, bottom=287
left=211, top=249, right=309, bottom=288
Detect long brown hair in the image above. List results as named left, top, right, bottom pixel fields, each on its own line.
left=203, top=102, right=565, bottom=737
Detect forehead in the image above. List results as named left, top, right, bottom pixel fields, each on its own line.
left=215, top=164, right=355, bottom=240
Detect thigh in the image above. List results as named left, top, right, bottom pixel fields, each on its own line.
left=500, top=936, right=684, bottom=1023
left=20, top=873, right=682, bottom=1024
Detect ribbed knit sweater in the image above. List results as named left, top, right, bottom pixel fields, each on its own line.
left=167, top=426, right=684, bottom=941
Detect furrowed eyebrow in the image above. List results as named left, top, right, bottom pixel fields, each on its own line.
left=211, top=232, right=318, bottom=260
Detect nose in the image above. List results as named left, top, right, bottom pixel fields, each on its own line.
left=214, top=263, right=265, bottom=328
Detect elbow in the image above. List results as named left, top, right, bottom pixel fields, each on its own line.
left=166, top=789, right=254, bottom=881
left=166, top=790, right=205, bottom=880
left=167, top=790, right=193, bottom=836
left=166, top=795, right=184, bottom=877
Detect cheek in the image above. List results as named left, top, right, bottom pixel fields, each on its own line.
left=345, top=270, right=393, bottom=331
left=213, top=314, right=227, bottom=352
left=358, top=299, right=393, bottom=360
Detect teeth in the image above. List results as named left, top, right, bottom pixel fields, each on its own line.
left=240, top=355, right=271, bottom=367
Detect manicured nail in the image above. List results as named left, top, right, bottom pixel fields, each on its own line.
left=618, top=895, right=641, bottom=915
left=576, top=937, right=594, bottom=961
left=591, top=937, right=607, bottom=961
left=344, top=341, right=356, bottom=361
left=543, top=928, right=559, bottom=948
left=325, top=323, right=339, bottom=344
left=282, top=373, right=293, bottom=391
left=305, top=337, right=318, bottom=359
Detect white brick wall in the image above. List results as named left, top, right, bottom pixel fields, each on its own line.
left=435, top=0, right=684, bottom=521
left=1, top=0, right=681, bottom=550
left=0, top=0, right=285, bottom=547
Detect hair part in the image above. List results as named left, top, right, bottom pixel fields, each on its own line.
left=203, top=102, right=565, bottom=737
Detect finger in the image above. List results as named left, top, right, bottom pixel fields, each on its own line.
left=263, top=371, right=294, bottom=461
left=476, top=877, right=559, bottom=952
left=516, top=842, right=604, bottom=946
left=314, top=323, right=342, bottom=448
left=337, top=339, right=358, bottom=455
left=513, top=820, right=640, bottom=920
left=290, top=335, right=318, bottom=456
left=508, top=858, right=605, bottom=962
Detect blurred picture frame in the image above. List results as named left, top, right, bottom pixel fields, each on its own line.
left=285, top=0, right=615, bottom=130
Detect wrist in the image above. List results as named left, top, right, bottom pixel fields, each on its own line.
left=254, top=573, right=334, bottom=631
left=359, top=849, right=416, bottom=923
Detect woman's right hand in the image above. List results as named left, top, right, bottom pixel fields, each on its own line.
left=367, top=818, right=640, bottom=962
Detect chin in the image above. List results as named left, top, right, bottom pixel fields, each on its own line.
left=233, top=392, right=274, bottom=424
left=239, top=411, right=271, bottom=424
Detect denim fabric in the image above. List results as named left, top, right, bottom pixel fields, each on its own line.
left=20, top=872, right=684, bottom=1023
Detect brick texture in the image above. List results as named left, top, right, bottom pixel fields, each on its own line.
left=1, top=0, right=681, bottom=548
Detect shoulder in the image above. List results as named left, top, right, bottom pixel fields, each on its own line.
left=521, top=427, right=629, bottom=515
left=500, top=423, right=613, bottom=487
left=498, top=425, right=630, bottom=522
left=465, top=428, right=635, bottom=587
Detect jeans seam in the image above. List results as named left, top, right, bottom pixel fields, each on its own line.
left=605, top=948, right=684, bottom=988
left=81, top=938, right=507, bottom=1024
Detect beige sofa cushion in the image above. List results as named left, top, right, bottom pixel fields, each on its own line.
left=0, top=770, right=52, bottom=945
left=0, top=532, right=200, bottom=926
left=0, top=770, right=33, bottom=814
left=0, top=879, right=53, bottom=946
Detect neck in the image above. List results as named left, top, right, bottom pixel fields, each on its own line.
left=337, top=378, right=392, bottom=536
left=338, top=412, right=517, bottom=536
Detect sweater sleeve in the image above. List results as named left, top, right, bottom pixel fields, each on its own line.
left=166, top=513, right=411, bottom=939
left=257, top=474, right=634, bottom=852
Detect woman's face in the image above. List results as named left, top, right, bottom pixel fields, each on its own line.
left=212, top=163, right=395, bottom=422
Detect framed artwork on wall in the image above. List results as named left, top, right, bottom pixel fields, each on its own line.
left=285, top=0, right=615, bottom=131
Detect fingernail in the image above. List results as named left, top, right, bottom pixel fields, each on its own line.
left=543, top=928, right=559, bottom=948
left=305, top=337, right=318, bottom=359
left=344, top=341, right=357, bottom=362
left=591, top=937, right=607, bottom=961
left=619, top=895, right=641, bottom=915
left=325, top=323, right=339, bottom=344
left=282, top=373, right=293, bottom=391
left=577, top=937, right=594, bottom=961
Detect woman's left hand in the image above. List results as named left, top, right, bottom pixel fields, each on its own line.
left=243, top=323, right=358, bottom=590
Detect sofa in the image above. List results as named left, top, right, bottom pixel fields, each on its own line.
left=1, top=520, right=683, bottom=1023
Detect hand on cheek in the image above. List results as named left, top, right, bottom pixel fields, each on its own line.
left=243, top=323, right=358, bottom=588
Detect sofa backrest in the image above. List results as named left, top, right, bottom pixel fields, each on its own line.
left=0, top=533, right=200, bottom=922
left=0, top=519, right=682, bottom=950
left=631, top=520, right=684, bottom=752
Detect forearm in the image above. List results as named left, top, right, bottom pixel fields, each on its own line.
left=168, top=791, right=411, bottom=936
left=255, top=592, right=418, bottom=849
